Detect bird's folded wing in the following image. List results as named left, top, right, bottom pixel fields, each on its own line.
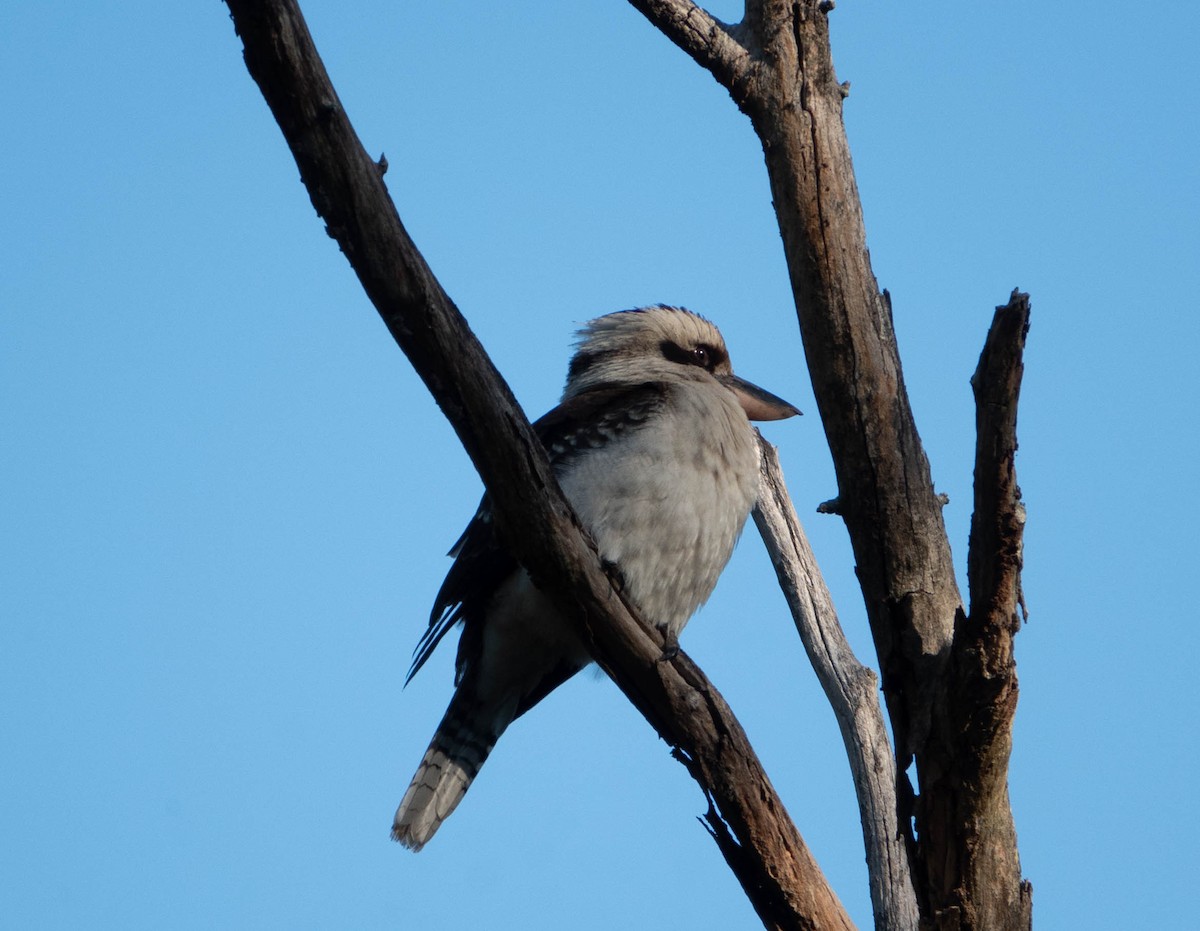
left=405, top=382, right=668, bottom=685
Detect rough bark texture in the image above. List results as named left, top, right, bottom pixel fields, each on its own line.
left=629, top=3, right=1031, bottom=929
left=915, top=292, right=1032, bottom=930
left=224, top=1, right=854, bottom=928
left=753, top=435, right=919, bottom=931
left=630, top=0, right=958, bottom=787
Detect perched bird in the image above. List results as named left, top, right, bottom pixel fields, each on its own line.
left=392, top=305, right=798, bottom=850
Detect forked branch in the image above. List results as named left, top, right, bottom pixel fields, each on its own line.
left=911, top=293, right=1033, bottom=929
left=631, top=2, right=1031, bottom=928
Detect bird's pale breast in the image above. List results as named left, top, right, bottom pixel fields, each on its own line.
left=558, top=382, right=759, bottom=635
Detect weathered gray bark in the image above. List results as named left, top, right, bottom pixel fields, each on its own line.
left=224, top=1, right=854, bottom=928
left=753, top=436, right=919, bottom=931
left=628, top=2, right=1031, bottom=929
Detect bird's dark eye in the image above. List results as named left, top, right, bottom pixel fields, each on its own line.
left=660, top=340, right=724, bottom=372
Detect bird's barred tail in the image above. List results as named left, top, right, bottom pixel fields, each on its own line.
left=391, top=691, right=507, bottom=850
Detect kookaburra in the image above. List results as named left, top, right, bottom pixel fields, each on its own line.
left=392, top=304, right=799, bottom=850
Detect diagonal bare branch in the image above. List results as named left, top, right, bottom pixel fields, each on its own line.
left=753, top=435, right=919, bottom=931
left=624, top=0, right=752, bottom=92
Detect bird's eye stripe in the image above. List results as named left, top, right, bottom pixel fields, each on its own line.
left=660, top=340, right=723, bottom=372
left=660, top=340, right=692, bottom=366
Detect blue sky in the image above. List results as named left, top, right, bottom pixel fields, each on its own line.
left=3, top=2, right=1197, bottom=928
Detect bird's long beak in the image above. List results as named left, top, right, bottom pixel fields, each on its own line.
left=718, top=374, right=801, bottom=422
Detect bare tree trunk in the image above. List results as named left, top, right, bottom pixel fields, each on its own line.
left=627, top=3, right=1031, bottom=929
left=224, top=1, right=854, bottom=928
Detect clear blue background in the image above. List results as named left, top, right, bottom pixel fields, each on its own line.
left=3, top=2, right=1197, bottom=928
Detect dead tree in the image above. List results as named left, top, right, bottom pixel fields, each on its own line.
left=224, top=2, right=1031, bottom=929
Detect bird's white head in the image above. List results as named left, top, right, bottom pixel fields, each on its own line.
left=563, top=305, right=800, bottom=422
